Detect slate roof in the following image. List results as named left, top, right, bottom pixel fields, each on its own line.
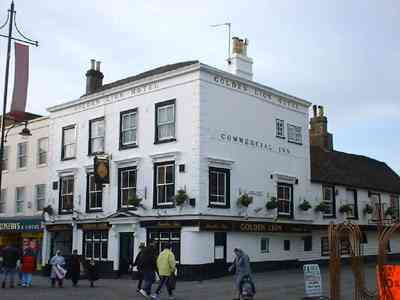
left=84, top=60, right=199, bottom=96
left=310, top=146, right=400, bottom=194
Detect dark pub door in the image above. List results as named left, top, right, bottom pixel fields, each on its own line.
left=119, top=232, right=134, bottom=276
left=213, top=232, right=228, bottom=277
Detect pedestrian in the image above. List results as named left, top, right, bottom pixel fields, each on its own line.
left=50, top=250, right=66, bottom=288
left=20, top=248, right=36, bottom=287
left=86, top=259, right=99, bottom=287
left=69, top=249, right=81, bottom=287
left=133, top=242, right=146, bottom=292
left=228, top=248, right=255, bottom=300
left=1, top=244, right=20, bottom=288
left=138, top=243, right=158, bottom=298
left=153, top=244, right=176, bottom=300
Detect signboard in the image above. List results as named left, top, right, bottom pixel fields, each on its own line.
left=0, top=219, right=42, bottom=232
left=46, top=224, right=72, bottom=232
left=94, top=156, right=110, bottom=184
left=377, top=264, right=400, bottom=300
left=303, top=264, right=322, bottom=298
left=77, top=222, right=110, bottom=230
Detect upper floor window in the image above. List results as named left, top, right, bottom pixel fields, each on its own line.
left=346, top=189, right=358, bottom=219
left=0, top=189, right=6, bottom=213
left=154, top=162, right=175, bottom=207
left=390, top=194, right=399, bottom=220
left=87, top=174, right=103, bottom=212
left=287, top=124, right=302, bottom=144
left=120, top=109, right=137, bottom=149
left=370, top=192, right=382, bottom=221
left=2, top=145, right=9, bottom=171
left=16, top=186, right=25, bottom=213
left=155, top=100, right=176, bottom=144
left=276, top=119, right=285, bottom=138
left=60, top=175, right=74, bottom=214
left=89, top=118, right=105, bottom=155
left=277, top=183, right=293, bottom=217
left=321, top=237, right=329, bottom=256
left=209, top=167, right=230, bottom=208
left=61, top=125, right=76, bottom=160
left=37, top=138, right=48, bottom=166
left=118, top=167, right=137, bottom=209
left=322, top=185, right=335, bottom=217
left=35, top=184, right=46, bottom=211
left=17, top=142, right=27, bottom=169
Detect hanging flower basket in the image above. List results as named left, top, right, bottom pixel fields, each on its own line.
left=237, top=193, right=253, bottom=207
left=339, top=204, right=353, bottom=214
left=174, top=189, right=189, bottom=206
left=128, top=195, right=143, bottom=209
left=363, top=204, right=373, bottom=215
left=314, top=202, right=329, bottom=213
left=266, top=196, right=278, bottom=210
left=385, top=207, right=397, bottom=217
left=298, top=200, right=312, bottom=211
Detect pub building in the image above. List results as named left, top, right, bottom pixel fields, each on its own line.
left=41, top=38, right=400, bottom=279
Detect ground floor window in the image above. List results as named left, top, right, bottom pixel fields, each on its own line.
left=51, top=231, right=72, bottom=257
left=83, top=230, right=108, bottom=261
left=147, top=229, right=181, bottom=262
left=283, top=240, right=290, bottom=251
left=260, top=237, right=270, bottom=253
left=321, top=237, right=329, bottom=256
left=303, top=236, right=312, bottom=252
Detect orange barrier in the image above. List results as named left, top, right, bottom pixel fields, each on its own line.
left=377, top=265, right=400, bottom=300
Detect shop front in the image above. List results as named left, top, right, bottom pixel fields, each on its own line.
left=0, top=217, right=44, bottom=270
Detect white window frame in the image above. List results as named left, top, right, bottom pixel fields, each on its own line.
left=209, top=169, right=227, bottom=206
left=346, top=189, right=357, bottom=218
left=322, top=186, right=335, bottom=217
left=88, top=174, right=103, bottom=210
left=156, top=163, right=175, bottom=206
left=119, top=168, right=137, bottom=208
left=37, top=138, right=48, bottom=166
left=62, top=125, right=76, bottom=160
left=277, top=183, right=292, bottom=216
left=84, top=230, right=108, bottom=261
left=17, top=142, right=28, bottom=169
left=0, top=189, right=6, bottom=213
left=276, top=119, right=285, bottom=138
left=390, top=194, right=399, bottom=220
left=60, top=176, right=74, bottom=213
left=157, top=104, right=175, bottom=141
left=287, top=124, right=302, bottom=144
left=89, top=118, right=105, bottom=154
left=2, top=145, right=8, bottom=171
left=121, top=111, right=137, bottom=146
left=370, top=192, right=382, bottom=221
left=260, top=237, right=270, bottom=253
left=16, top=186, right=25, bottom=213
left=35, top=184, right=46, bottom=211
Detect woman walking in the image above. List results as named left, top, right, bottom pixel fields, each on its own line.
left=69, top=250, right=81, bottom=287
left=228, top=248, right=255, bottom=300
left=49, top=250, right=66, bottom=288
left=20, top=248, right=36, bottom=287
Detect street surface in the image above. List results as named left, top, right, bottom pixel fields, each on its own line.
left=1, top=263, right=377, bottom=300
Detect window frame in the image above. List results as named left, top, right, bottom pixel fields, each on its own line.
left=15, top=186, right=25, bottom=213
left=303, top=236, right=313, bottom=252
left=37, top=137, right=48, bottom=166
left=61, top=125, right=77, bottom=160
left=287, top=123, right=302, bottom=145
left=59, top=175, right=74, bottom=214
left=283, top=239, right=291, bottom=251
left=119, top=109, right=138, bottom=150
left=83, top=230, right=108, bottom=261
left=208, top=167, right=231, bottom=209
left=2, top=145, right=9, bottom=171
left=322, top=185, right=336, bottom=218
left=346, top=188, right=358, bottom=220
left=370, top=192, right=382, bottom=221
left=390, top=194, right=400, bottom=221
left=260, top=237, right=270, bottom=254
left=17, top=142, right=28, bottom=169
left=153, top=161, right=175, bottom=209
left=275, top=119, right=285, bottom=139
left=86, top=173, right=103, bottom=213
left=88, top=117, right=105, bottom=155
left=154, top=99, right=176, bottom=144
left=321, top=237, right=329, bottom=256
left=0, top=189, right=6, bottom=213
left=277, top=182, right=293, bottom=218
left=35, top=184, right=46, bottom=211
left=117, top=166, right=137, bottom=210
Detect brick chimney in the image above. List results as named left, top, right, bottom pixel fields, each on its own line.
left=85, top=59, right=104, bottom=94
left=309, top=105, right=333, bottom=151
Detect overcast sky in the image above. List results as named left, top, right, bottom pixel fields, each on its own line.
left=0, top=0, right=399, bottom=173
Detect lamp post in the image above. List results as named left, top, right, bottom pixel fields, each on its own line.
left=0, top=1, right=38, bottom=195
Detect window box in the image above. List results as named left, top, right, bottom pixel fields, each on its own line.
left=298, top=199, right=312, bottom=211
left=314, top=202, right=329, bottom=214
left=127, top=194, right=143, bottom=210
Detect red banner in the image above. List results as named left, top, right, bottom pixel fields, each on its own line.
left=10, top=42, right=29, bottom=121
left=377, top=265, right=400, bottom=299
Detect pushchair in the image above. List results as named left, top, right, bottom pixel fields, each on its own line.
left=239, top=275, right=256, bottom=300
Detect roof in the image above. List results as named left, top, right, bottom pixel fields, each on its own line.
left=83, top=60, right=199, bottom=96
left=310, top=146, right=400, bottom=194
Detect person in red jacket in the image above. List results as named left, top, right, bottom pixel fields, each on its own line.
left=20, top=248, right=36, bottom=287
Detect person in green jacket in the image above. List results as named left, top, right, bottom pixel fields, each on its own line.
left=153, top=244, right=176, bottom=300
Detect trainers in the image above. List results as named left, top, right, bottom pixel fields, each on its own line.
left=139, top=289, right=149, bottom=298
left=169, top=295, right=175, bottom=300
left=150, top=294, right=160, bottom=300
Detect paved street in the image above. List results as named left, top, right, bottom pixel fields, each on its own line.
left=1, top=264, right=377, bottom=300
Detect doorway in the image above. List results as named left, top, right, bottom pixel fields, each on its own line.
left=119, top=232, right=134, bottom=275
left=214, top=232, right=227, bottom=277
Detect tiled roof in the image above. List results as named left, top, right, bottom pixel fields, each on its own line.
left=310, top=146, right=400, bottom=194
left=84, top=60, right=199, bottom=96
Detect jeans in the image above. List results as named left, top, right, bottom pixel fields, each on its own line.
left=136, top=271, right=143, bottom=290
left=155, top=276, right=173, bottom=296
left=21, top=273, right=32, bottom=286
left=1, top=267, right=16, bottom=287
left=142, top=271, right=155, bottom=295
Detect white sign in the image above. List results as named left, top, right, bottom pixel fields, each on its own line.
left=303, top=264, right=322, bottom=298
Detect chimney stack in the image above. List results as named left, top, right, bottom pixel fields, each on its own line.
left=227, top=36, right=253, bottom=81
left=85, top=59, right=104, bottom=94
left=309, top=105, right=333, bottom=151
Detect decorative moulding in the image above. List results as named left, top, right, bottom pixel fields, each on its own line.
left=271, top=172, right=298, bottom=184
left=113, top=156, right=142, bottom=167
left=56, top=167, right=79, bottom=176
left=207, top=156, right=235, bottom=168
left=150, top=151, right=180, bottom=162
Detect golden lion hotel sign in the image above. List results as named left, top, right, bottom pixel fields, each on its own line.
left=0, top=219, right=42, bottom=232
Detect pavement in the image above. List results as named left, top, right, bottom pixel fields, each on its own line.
left=0, top=263, right=378, bottom=300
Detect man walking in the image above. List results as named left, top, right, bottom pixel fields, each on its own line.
left=69, top=249, right=81, bottom=287
left=153, top=244, right=176, bottom=300
left=138, top=243, right=158, bottom=298
left=133, top=242, right=146, bottom=292
left=1, top=244, right=20, bottom=288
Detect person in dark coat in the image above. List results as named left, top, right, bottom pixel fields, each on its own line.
left=69, top=250, right=81, bottom=287
left=86, top=259, right=99, bottom=288
left=1, top=244, right=20, bottom=288
left=133, top=242, right=146, bottom=292
left=137, top=244, right=158, bottom=298
left=228, top=248, right=255, bottom=300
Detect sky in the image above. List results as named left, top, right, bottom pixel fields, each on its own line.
left=0, top=0, right=399, bottom=173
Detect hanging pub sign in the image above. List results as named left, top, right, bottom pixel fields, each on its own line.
left=94, top=156, right=110, bottom=184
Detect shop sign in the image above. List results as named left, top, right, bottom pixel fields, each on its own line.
left=303, top=264, right=322, bottom=298
left=377, top=264, right=400, bottom=300
left=199, top=220, right=311, bottom=233
left=78, top=222, right=110, bottom=230
left=94, top=156, right=110, bottom=184
left=0, top=219, right=42, bottom=232
left=46, top=224, right=72, bottom=232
